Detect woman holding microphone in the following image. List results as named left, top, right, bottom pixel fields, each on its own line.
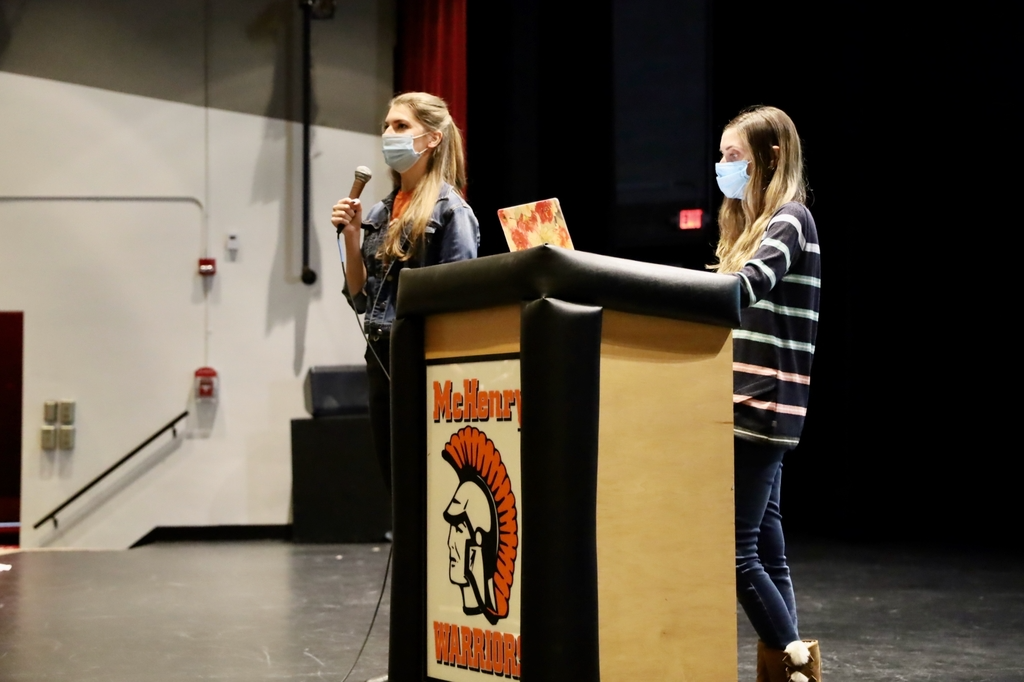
left=713, top=105, right=822, bottom=682
left=331, top=92, right=479, bottom=491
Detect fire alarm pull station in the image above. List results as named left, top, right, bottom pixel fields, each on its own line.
left=194, top=367, right=218, bottom=402
left=198, top=258, right=216, bottom=276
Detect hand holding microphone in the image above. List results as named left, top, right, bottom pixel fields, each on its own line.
left=332, top=166, right=373, bottom=237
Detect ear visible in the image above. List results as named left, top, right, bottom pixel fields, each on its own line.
left=770, top=145, right=781, bottom=169
left=427, top=131, right=443, bottom=150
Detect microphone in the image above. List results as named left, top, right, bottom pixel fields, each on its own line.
left=338, top=166, right=373, bottom=235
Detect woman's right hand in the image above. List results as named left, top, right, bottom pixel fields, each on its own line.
left=331, top=198, right=362, bottom=236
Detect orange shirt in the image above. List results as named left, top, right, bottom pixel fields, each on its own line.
left=391, top=190, right=413, bottom=223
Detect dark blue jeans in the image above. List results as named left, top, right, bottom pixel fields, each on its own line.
left=734, top=437, right=799, bottom=649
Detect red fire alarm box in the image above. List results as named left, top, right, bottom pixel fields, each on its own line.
left=198, top=258, right=216, bottom=276
left=194, top=367, right=218, bottom=401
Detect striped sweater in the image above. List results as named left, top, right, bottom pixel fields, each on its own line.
left=732, top=202, right=820, bottom=449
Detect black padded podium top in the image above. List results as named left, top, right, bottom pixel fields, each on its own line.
left=395, top=244, right=741, bottom=328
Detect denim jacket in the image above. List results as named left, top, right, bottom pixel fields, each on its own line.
left=348, top=182, right=479, bottom=338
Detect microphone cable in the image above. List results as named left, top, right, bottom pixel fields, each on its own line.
left=337, top=234, right=390, bottom=382
left=340, top=542, right=393, bottom=682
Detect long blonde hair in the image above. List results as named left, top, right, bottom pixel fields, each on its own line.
left=713, top=106, right=806, bottom=273
left=380, top=92, right=467, bottom=261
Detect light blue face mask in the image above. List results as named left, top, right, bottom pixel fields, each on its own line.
left=382, top=133, right=428, bottom=173
left=715, top=160, right=750, bottom=200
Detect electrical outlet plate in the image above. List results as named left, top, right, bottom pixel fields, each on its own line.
left=58, top=425, right=75, bottom=450
left=58, top=399, right=75, bottom=425
left=41, top=425, right=57, bottom=450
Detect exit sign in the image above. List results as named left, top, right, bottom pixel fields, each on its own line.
left=679, top=209, right=703, bottom=230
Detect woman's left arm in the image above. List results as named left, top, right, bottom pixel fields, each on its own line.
left=734, top=207, right=812, bottom=307
left=437, top=202, right=480, bottom=263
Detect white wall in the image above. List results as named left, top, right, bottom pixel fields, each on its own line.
left=0, top=68, right=393, bottom=549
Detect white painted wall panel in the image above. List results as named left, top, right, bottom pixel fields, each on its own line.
left=0, top=199, right=206, bottom=546
left=1, top=70, right=394, bottom=549
left=0, top=72, right=205, bottom=198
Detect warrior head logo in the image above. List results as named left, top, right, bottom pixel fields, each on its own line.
left=442, top=425, right=518, bottom=625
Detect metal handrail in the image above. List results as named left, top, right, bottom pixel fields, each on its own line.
left=33, top=411, right=189, bottom=530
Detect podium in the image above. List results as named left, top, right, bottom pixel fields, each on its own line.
left=388, top=246, right=741, bottom=682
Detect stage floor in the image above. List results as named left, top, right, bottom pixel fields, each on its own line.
left=1, top=540, right=1021, bottom=681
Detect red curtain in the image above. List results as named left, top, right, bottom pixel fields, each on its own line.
left=395, top=0, right=469, bottom=145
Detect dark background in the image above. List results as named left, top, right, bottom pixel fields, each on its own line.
left=467, top=1, right=1011, bottom=548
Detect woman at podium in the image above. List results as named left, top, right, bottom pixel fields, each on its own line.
left=331, top=92, right=480, bottom=490
left=713, top=105, right=822, bottom=681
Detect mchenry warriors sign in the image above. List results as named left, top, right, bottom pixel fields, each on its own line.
left=426, top=358, right=522, bottom=681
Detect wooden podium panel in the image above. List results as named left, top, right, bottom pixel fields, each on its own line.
left=425, top=305, right=521, bottom=360
left=597, top=311, right=735, bottom=681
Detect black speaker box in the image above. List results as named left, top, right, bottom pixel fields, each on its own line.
left=291, top=415, right=390, bottom=543
left=303, top=365, right=368, bottom=417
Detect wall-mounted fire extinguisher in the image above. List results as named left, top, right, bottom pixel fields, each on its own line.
left=194, top=367, right=218, bottom=402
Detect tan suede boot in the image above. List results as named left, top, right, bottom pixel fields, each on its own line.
left=756, top=640, right=821, bottom=682
left=756, top=641, right=788, bottom=682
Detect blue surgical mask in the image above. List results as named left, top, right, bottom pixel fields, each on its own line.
left=715, top=160, right=749, bottom=200
left=382, top=133, right=428, bottom=173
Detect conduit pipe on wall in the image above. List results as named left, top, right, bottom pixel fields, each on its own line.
left=0, top=193, right=210, bottom=366
left=0, top=196, right=203, bottom=209
left=299, top=0, right=336, bottom=286
left=300, top=0, right=316, bottom=285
